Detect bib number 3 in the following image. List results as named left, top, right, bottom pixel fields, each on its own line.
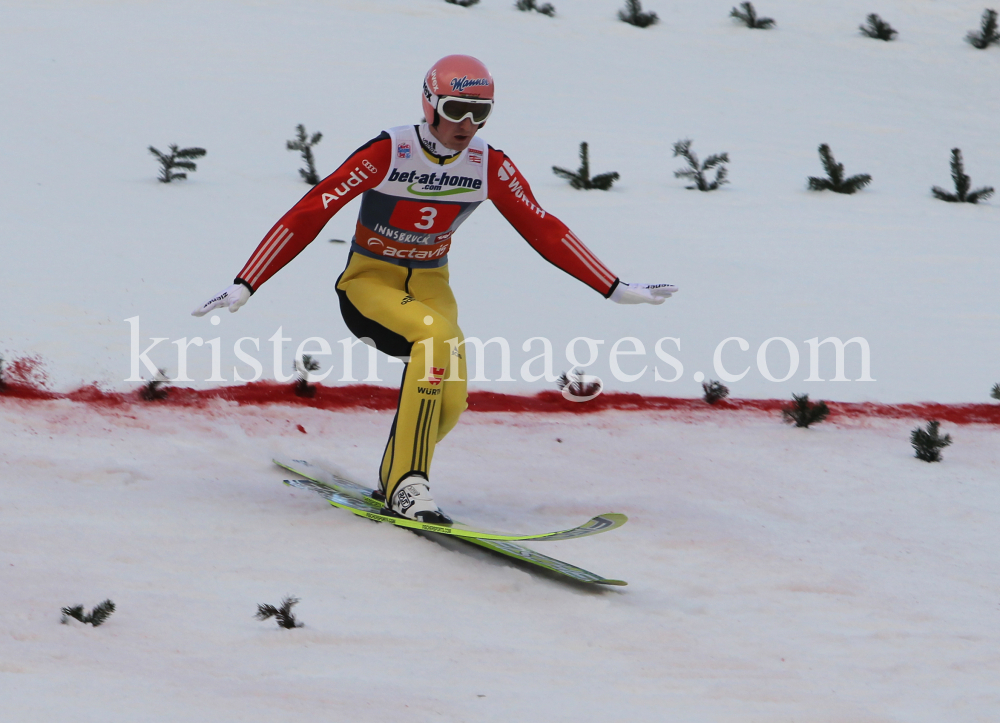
left=414, top=207, right=437, bottom=230
left=388, top=200, right=462, bottom=234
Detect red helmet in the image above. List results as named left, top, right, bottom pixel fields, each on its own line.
left=422, top=55, right=495, bottom=127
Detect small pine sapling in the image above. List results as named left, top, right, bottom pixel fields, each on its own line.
left=990, top=382, right=1000, bottom=400
left=673, top=139, right=729, bottom=191
left=782, top=393, right=830, bottom=428
left=516, top=0, right=555, bottom=16
left=730, top=2, right=775, bottom=29
left=966, top=8, right=1000, bottom=49
left=445, top=0, right=479, bottom=6
left=808, top=144, right=872, bottom=194
left=910, top=420, right=952, bottom=462
left=140, top=368, right=169, bottom=401
left=287, top=124, right=323, bottom=185
left=860, top=13, right=897, bottom=41
left=149, top=144, right=207, bottom=183
left=294, top=354, right=321, bottom=397
left=552, top=142, right=620, bottom=190
left=702, top=379, right=730, bottom=405
left=557, top=368, right=603, bottom=400
left=619, top=0, right=658, bottom=28
left=255, top=596, right=303, bottom=629
left=61, top=600, right=116, bottom=627
left=931, top=149, right=994, bottom=203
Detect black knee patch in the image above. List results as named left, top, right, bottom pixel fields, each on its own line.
left=336, top=286, right=413, bottom=359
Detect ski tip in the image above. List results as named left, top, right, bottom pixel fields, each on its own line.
left=590, top=513, right=628, bottom=530
left=598, top=513, right=628, bottom=524
left=597, top=579, right=628, bottom=586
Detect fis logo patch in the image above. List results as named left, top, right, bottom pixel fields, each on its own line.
left=468, top=148, right=483, bottom=164
left=397, top=143, right=411, bottom=159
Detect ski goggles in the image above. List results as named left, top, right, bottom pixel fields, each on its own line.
left=424, top=81, right=494, bottom=124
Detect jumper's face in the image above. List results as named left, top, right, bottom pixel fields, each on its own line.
left=429, top=114, right=479, bottom=152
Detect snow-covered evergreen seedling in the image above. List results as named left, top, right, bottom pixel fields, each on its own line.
left=445, top=0, right=479, bottom=6
left=966, top=9, right=1000, bottom=49
left=673, top=139, right=729, bottom=191
left=149, top=144, right=206, bottom=183
left=991, top=383, right=1000, bottom=400
left=294, top=354, right=321, bottom=397
left=860, top=13, right=897, bottom=41
left=782, top=393, right=830, bottom=428
left=516, top=0, right=555, bottom=16
left=140, top=368, right=169, bottom=401
left=557, top=368, right=603, bottom=401
left=931, top=149, right=994, bottom=203
left=287, top=124, right=323, bottom=185
left=910, top=420, right=952, bottom=462
left=702, top=379, right=730, bottom=405
left=808, top=144, right=872, bottom=194
left=619, top=0, right=658, bottom=28
left=255, top=597, right=303, bottom=629
left=730, top=2, right=774, bottom=29
left=61, top=600, right=115, bottom=627
left=552, top=142, right=620, bottom=190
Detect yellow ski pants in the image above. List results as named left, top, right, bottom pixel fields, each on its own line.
left=336, top=253, right=468, bottom=497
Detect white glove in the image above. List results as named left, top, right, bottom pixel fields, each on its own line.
left=609, top=282, right=678, bottom=305
left=191, top=283, right=251, bottom=316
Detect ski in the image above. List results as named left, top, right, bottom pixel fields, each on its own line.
left=273, top=457, right=627, bottom=586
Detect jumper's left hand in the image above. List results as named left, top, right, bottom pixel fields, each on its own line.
left=609, top=282, right=678, bottom=305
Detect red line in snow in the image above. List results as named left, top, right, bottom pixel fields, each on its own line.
left=2, top=381, right=999, bottom=425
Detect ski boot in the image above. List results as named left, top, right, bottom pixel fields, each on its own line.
left=388, top=474, right=452, bottom=525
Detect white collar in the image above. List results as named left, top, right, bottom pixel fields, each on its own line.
left=417, top=123, right=462, bottom=161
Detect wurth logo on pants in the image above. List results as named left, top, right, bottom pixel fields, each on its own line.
left=427, top=367, right=445, bottom=386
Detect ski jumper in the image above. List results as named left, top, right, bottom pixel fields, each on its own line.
left=234, top=124, right=620, bottom=497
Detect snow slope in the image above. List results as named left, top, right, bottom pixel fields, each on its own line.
left=2, top=2, right=1000, bottom=721
left=2, top=398, right=999, bottom=722
left=1, top=0, right=998, bottom=401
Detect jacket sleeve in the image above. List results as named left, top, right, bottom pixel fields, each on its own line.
left=235, top=133, right=392, bottom=292
left=487, top=146, right=619, bottom=297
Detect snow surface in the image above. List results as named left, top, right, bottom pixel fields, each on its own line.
left=2, top=399, right=999, bottom=721
left=2, top=1, right=1000, bottom=721
left=1, top=0, right=998, bottom=401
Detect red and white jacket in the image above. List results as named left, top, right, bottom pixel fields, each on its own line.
left=236, top=124, right=620, bottom=297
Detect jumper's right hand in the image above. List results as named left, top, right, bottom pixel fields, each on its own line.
left=609, top=282, right=678, bottom=305
left=192, top=283, right=251, bottom=316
